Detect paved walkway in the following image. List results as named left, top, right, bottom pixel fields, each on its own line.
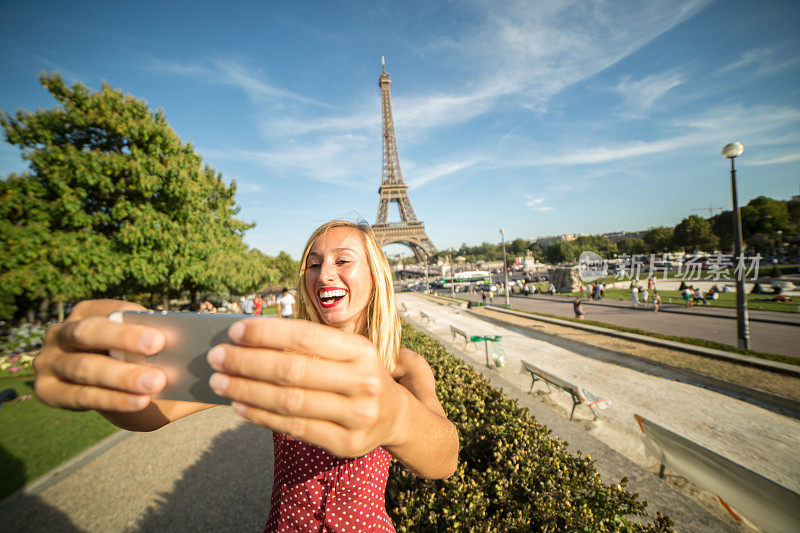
left=459, top=292, right=800, bottom=358
left=1, top=407, right=275, bottom=532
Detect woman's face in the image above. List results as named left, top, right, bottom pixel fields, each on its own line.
left=304, top=227, right=374, bottom=333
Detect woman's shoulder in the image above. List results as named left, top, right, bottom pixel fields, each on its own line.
left=392, top=346, right=431, bottom=381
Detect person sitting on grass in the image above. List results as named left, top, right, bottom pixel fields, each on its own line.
left=32, top=220, right=459, bottom=531
left=694, top=287, right=708, bottom=305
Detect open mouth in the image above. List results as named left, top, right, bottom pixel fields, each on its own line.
left=317, top=287, right=348, bottom=308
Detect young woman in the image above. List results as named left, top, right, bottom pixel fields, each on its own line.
left=33, top=220, right=459, bottom=531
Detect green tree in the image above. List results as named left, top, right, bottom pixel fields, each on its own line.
left=0, top=172, right=120, bottom=320
left=787, top=198, right=800, bottom=230
left=544, top=240, right=578, bottom=264
left=267, top=251, right=301, bottom=288
left=642, top=226, right=674, bottom=254
left=673, top=215, right=718, bottom=253
left=741, top=196, right=793, bottom=238
left=573, top=235, right=617, bottom=258
left=617, top=237, right=647, bottom=255
left=508, top=238, right=528, bottom=256
left=709, top=210, right=735, bottom=252
left=1, top=72, right=255, bottom=314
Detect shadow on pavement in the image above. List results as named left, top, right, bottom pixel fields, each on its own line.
left=0, top=445, right=83, bottom=532
left=133, top=422, right=275, bottom=532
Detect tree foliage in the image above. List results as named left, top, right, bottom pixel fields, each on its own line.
left=617, top=237, right=648, bottom=255
left=672, top=215, right=718, bottom=253
left=544, top=240, right=579, bottom=264
left=643, top=226, right=674, bottom=253
left=0, top=73, right=280, bottom=318
left=573, top=235, right=617, bottom=257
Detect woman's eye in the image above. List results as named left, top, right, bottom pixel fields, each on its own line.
left=336, top=260, right=350, bottom=265
left=308, top=263, right=321, bottom=269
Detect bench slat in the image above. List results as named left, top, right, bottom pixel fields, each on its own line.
left=521, top=359, right=607, bottom=420
left=635, top=414, right=800, bottom=532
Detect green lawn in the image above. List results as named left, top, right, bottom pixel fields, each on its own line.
left=597, top=288, right=798, bottom=313
left=0, top=371, right=119, bottom=500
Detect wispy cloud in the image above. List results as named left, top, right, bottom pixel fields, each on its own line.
left=146, top=56, right=326, bottom=107
left=495, top=103, right=800, bottom=169
left=202, top=133, right=374, bottom=188
left=720, top=45, right=800, bottom=77
left=211, top=60, right=328, bottom=107
left=614, top=70, right=685, bottom=116
left=524, top=195, right=553, bottom=211
left=407, top=157, right=484, bottom=189
left=744, top=151, right=800, bottom=166
left=451, top=0, right=712, bottom=107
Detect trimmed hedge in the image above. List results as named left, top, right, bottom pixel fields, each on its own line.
left=386, top=323, right=673, bottom=532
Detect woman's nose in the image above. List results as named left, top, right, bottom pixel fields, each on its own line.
left=319, top=261, right=338, bottom=282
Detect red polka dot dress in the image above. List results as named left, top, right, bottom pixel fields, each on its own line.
left=265, top=432, right=396, bottom=532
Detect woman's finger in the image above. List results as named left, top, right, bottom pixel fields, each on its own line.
left=50, top=351, right=166, bottom=394
left=57, top=316, right=165, bottom=355
left=210, top=373, right=361, bottom=427
left=34, top=373, right=150, bottom=412
left=207, top=344, right=364, bottom=395
left=227, top=318, right=375, bottom=361
left=66, top=299, right=147, bottom=321
left=231, top=402, right=368, bottom=458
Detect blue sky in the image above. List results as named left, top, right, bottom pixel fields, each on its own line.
left=2, top=0, right=799, bottom=259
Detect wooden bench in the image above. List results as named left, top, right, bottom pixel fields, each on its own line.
left=520, top=360, right=608, bottom=420
left=450, top=325, right=475, bottom=350
left=634, top=414, right=800, bottom=531
left=420, top=310, right=435, bottom=325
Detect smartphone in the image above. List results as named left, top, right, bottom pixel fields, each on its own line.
left=108, top=311, right=266, bottom=404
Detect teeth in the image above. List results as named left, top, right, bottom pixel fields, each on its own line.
left=319, top=289, right=347, bottom=299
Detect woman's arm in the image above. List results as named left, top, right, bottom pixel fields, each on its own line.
left=206, top=319, right=459, bottom=479
left=385, top=347, right=459, bottom=478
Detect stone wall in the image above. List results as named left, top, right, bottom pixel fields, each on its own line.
left=547, top=267, right=582, bottom=293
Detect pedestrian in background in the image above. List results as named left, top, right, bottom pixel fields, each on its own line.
left=276, top=287, right=296, bottom=318
left=573, top=298, right=585, bottom=320
left=653, top=291, right=661, bottom=313
left=683, top=286, right=693, bottom=308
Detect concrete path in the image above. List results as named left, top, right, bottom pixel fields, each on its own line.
left=400, top=293, right=800, bottom=530
left=1, top=407, right=274, bottom=532
left=458, top=292, right=800, bottom=358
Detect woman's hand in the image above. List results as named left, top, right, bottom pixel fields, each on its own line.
left=34, top=299, right=169, bottom=412
left=207, top=318, right=406, bottom=458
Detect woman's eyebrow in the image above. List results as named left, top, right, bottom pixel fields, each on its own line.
left=308, top=248, right=356, bottom=257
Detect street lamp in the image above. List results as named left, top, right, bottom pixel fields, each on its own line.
left=449, top=254, right=456, bottom=298
left=722, top=142, right=750, bottom=350
left=500, top=228, right=510, bottom=307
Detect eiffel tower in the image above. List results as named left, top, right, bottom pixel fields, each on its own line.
left=372, top=57, right=437, bottom=263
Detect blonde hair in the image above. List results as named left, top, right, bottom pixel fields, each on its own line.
left=296, top=221, right=400, bottom=372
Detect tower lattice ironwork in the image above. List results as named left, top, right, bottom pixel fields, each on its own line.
left=372, top=57, right=437, bottom=262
